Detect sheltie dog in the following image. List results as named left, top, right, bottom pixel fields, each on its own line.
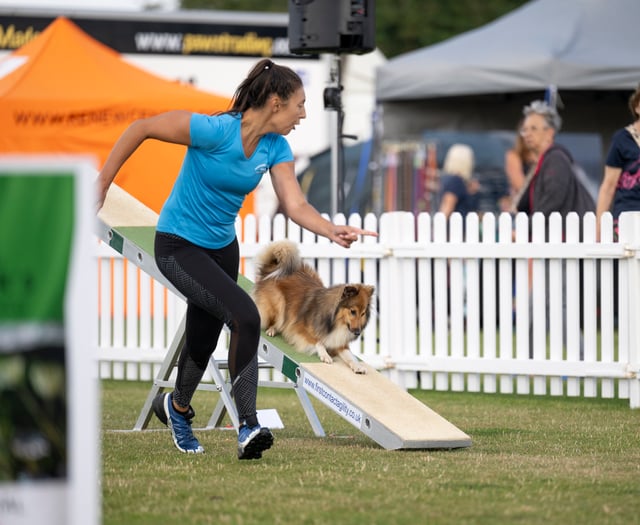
left=251, top=240, right=374, bottom=374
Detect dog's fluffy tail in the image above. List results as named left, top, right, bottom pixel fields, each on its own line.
left=254, top=240, right=302, bottom=281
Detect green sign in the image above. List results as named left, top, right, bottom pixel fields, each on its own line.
left=0, top=174, right=74, bottom=322
left=0, top=158, right=98, bottom=525
left=0, top=173, right=74, bottom=481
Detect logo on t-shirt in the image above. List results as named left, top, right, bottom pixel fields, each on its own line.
left=254, top=163, right=268, bottom=175
left=618, top=158, right=640, bottom=190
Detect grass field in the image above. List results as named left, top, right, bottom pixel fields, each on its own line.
left=101, top=379, right=640, bottom=525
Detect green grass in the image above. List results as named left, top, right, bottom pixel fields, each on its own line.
left=101, top=380, right=640, bottom=525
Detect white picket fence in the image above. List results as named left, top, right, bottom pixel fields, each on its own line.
left=96, top=210, right=640, bottom=408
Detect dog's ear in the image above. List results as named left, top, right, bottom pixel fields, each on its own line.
left=342, top=285, right=374, bottom=299
left=342, top=285, right=359, bottom=299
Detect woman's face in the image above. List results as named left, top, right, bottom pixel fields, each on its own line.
left=520, top=113, right=554, bottom=154
left=273, top=87, right=306, bottom=135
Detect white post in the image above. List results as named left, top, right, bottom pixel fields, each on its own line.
left=618, top=211, right=640, bottom=408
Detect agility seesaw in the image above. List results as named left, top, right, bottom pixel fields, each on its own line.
left=97, top=184, right=471, bottom=450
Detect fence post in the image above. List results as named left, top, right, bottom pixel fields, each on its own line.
left=379, top=211, right=416, bottom=388
left=618, top=211, right=640, bottom=408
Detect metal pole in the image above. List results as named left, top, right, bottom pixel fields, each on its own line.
left=329, top=54, right=342, bottom=217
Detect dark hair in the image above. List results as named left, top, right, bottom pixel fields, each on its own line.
left=229, top=59, right=303, bottom=113
left=629, top=83, right=640, bottom=120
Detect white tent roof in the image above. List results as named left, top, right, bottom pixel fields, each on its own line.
left=376, top=0, right=640, bottom=101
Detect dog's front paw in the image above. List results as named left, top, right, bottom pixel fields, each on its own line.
left=265, top=327, right=277, bottom=337
left=349, top=362, right=367, bottom=374
left=314, top=344, right=333, bottom=364
left=319, top=353, right=334, bottom=364
left=315, top=343, right=333, bottom=365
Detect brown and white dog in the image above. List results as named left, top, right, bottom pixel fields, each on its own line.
left=251, top=240, right=374, bottom=374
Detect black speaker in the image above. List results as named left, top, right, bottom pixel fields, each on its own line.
left=288, top=0, right=375, bottom=55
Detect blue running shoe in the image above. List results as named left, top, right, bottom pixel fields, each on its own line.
left=153, top=393, right=195, bottom=426
left=162, top=393, right=204, bottom=454
left=237, top=425, right=273, bottom=460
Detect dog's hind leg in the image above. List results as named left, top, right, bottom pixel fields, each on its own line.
left=258, top=310, right=280, bottom=337
left=265, top=326, right=278, bottom=337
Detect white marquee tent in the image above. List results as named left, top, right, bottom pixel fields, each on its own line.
left=375, top=0, right=640, bottom=146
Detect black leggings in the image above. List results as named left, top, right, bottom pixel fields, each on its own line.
left=154, top=232, right=261, bottom=426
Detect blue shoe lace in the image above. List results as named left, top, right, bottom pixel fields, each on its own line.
left=164, top=394, right=204, bottom=454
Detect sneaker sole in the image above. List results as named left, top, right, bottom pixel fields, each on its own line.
left=238, top=428, right=274, bottom=460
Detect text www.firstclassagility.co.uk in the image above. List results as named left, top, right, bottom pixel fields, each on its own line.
left=302, top=375, right=363, bottom=428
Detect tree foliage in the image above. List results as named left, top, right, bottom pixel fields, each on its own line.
left=179, top=0, right=529, bottom=58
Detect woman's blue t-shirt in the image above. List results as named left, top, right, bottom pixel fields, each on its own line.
left=157, top=112, right=294, bottom=248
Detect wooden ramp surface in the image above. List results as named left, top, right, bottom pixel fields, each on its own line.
left=97, top=184, right=471, bottom=450
left=301, top=361, right=470, bottom=449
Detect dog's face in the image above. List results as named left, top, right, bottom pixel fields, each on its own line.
left=334, top=284, right=374, bottom=337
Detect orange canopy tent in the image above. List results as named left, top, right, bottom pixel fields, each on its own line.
left=0, top=16, right=240, bottom=214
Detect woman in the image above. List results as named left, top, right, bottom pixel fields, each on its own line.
left=596, top=83, right=640, bottom=240
left=96, top=59, right=377, bottom=460
left=504, top=119, right=538, bottom=212
left=438, top=143, right=479, bottom=219
left=516, top=100, right=594, bottom=220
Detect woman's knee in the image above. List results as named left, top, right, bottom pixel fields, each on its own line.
left=234, top=301, right=261, bottom=336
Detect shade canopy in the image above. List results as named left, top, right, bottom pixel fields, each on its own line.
left=376, top=0, right=640, bottom=101
left=0, top=16, right=231, bottom=213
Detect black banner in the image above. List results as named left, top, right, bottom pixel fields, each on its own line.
left=0, top=14, right=312, bottom=58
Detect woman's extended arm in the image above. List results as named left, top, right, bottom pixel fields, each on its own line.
left=96, top=110, right=192, bottom=211
left=270, top=161, right=377, bottom=248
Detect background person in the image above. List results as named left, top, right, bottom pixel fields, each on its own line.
left=95, top=58, right=377, bottom=460
left=515, top=100, right=594, bottom=359
left=595, top=84, right=640, bottom=321
left=438, top=143, right=480, bottom=219
left=516, top=100, right=594, bottom=220
left=595, top=83, right=640, bottom=240
left=504, top=119, right=538, bottom=213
